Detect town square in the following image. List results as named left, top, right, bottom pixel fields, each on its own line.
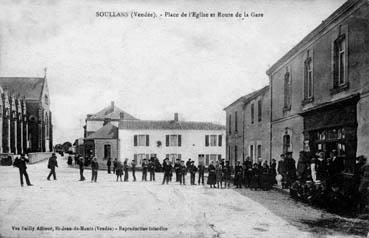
left=0, top=0, right=368, bottom=237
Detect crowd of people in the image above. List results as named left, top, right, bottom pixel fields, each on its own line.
left=13, top=150, right=369, bottom=214
left=277, top=151, right=369, bottom=214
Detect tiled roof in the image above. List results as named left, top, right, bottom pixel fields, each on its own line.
left=0, top=77, right=45, bottom=100
left=224, top=85, right=269, bottom=110
left=87, top=103, right=138, bottom=121
left=119, top=120, right=225, bottom=131
left=86, top=123, right=118, bottom=139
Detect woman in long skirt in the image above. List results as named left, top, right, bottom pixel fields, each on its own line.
left=207, top=161, right=216, bottom=188
left=123, top=158, right=129, bottom=181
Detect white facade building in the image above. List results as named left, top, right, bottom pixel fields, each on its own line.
left=118, top=114, right=226, bottom=167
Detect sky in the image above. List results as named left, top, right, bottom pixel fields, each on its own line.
left=0, top=0, right=346, bottom=144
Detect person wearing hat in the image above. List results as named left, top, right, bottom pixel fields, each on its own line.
left=47, top=153, right=58, bottom=181
left=197, top=160, right=205, bottom=185
left=142, top=159, right=148, bottom=181
left=179, top=160, right=187, bottom=185
left=13, top=154, right=33, bottom=186
left=123, top=158, right=129, bottom=182
left=174, top=159, right=181, bottom=182
left=207, top=161, right=216, bottom=188
left=149, top=158, right=156, bottom=181
left=78, top=156, right=86, bottom=181
left=106, top=157, right=112, bottom=174
left=222, top=161, right=232, bottom=188
left=189, top=160, right=197, bottom=185
left=234, top=161, right=243, bottom=189
left=91, top=157, right=99, bottom=182
left=162, top=158, right=171, bottom=185
left=115, top=159, right=123, bottom=182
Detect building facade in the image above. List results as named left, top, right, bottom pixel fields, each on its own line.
left=224, top=86, right=270, bottom=166
left=118, top=114, right=226, bottom=167
left=84, top=101, right=138, bottom=138
left=266, top=0, right=369, bottom=174
left=0, top=76, right=53, bottom=154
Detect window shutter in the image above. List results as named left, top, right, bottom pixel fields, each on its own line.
left=166, top=135, right=169, bottom=146
left=165, top=154, right=169, bottom=159
left=218, top=155, right=222, bottom=161
left=205, top=135, right=209, bottom=147
left=178, top=154, right=181, bottom=160
left=134, top=154, right=137, bottom=160
left=146, top=135, right=149, bottom=146
left=218, top=135, right=222, bottom=147
left=134, top=135, right=137, bottom=146
left=178, top=135, right=182, bottom=147
left=146, top=154, right=149, bottom=160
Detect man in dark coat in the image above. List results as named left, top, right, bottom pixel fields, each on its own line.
left=13, top=154, right=33, bottom=186
left=113, top=158, right=118, bottom=174
left=107, top=158, right=112, bottom=174
left=189, top=161, right=197, bottom=185
left=223, top=161, right=232, bottom=188
left=285, top=152, right=296, bottom=188
left=174, top=159, right=181, bottom=182
left=234, top=161, right=243, bottom=188
left=142, top=159, right=148, bottom=181
left=198, top=161, right=205, bottom=185
left=179, top=161, right=186, bottom=185
left=244, top=157, right=253, bottom=188
left=78, top=156, right=85, bottom=181
left=162, top=159, right=171, bottom=185
left=47, top=153, right=58, bottom=180
left=149, top=158, right=156, bottom=181
left=91, top=157, right=99, bottom=182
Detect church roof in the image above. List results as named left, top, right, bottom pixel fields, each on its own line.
left=119, top=120, right=225, bottom=131
left=0, top=77, right=45, bottom=100
left=87, top=102, right=138, bottom=121
left=86, top=123, right=118, bottom=139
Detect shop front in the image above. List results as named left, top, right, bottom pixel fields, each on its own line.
left=301, top=94, right=359, bottom=175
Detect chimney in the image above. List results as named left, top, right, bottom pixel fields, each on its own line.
left=174, top=113, right=179, bottom=122
left=120, top=112, right=124, bottom=120
left=111, top=101, right=114, bottom=109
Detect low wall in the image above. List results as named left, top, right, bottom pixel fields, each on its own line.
left=28, top=152, right=52, bottom=164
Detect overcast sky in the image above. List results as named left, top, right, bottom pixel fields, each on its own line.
left=0, top=0, right=346, bottom=144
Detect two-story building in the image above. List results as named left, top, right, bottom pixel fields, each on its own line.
left=118, top=113, right=226, bottom=167
left=224, top=86, right=270, bottom=165
left=266, top=0, right=369, bottom=173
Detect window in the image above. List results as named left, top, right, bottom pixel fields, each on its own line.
left=284, top=67, right=292, bottom=112
left=234, top=146, right=238, bottom=162
left=234, top=111, right=238, bottom=133
left=228, top=114, right=232, bottom=134
left=205, top=135, right=221, bottom=147
left=334, top=34, right=346, bottom=87
left=249, top=145, right=254, bottom=161
left=104, top=144, right=111, bottom=159
left=257, top=100, right=262, bottom=122
left=210, top=154, right=217, bottom=163
left=134, top=135, right=149, bottom=146
left=210, top=135, right=217, bottom=146
left=205, top=154, right=210, bottom=166
left=257, top=145, right=262, bottom=159
left=251, top=103, right=254, bottom=124
left=283, top=134, right=291, bottom=154
left=166, top=135, right=181, bottom=147
left=304, top=50, right=314, bottom=101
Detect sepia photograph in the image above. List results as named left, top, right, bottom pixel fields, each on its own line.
left=0, top=0, right=368, bottom=237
